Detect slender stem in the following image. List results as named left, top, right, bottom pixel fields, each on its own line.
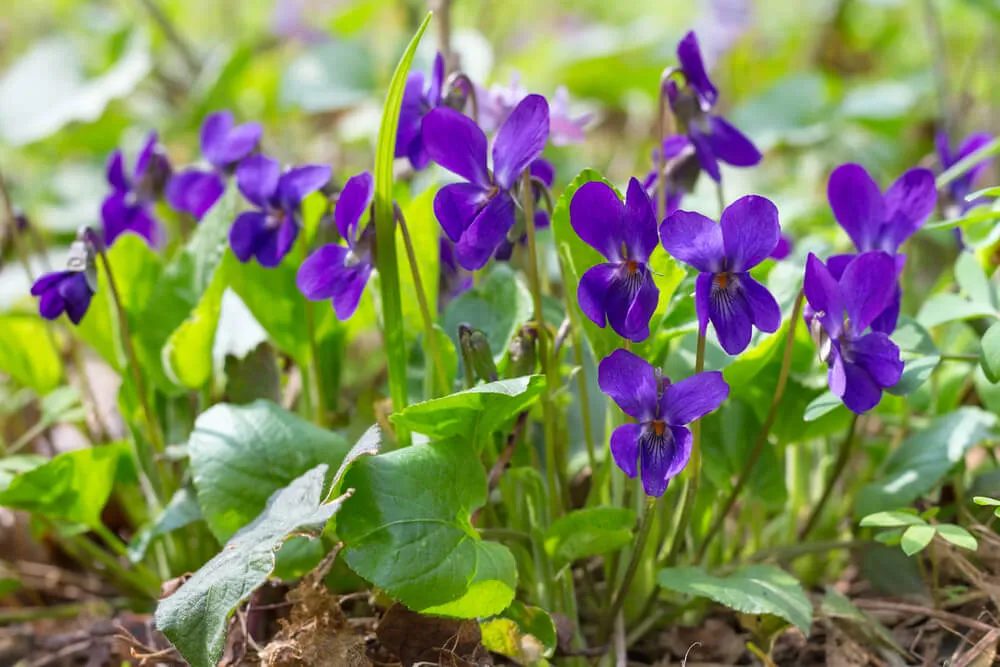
left=937, top=138, right=1000, bottom=189
left=395, top=203, right=450, bottom=395
left=696, top=290, right=805, bottom=563
left=798, top=414, right=862, bottom=541
left=600, top=496, right=658, bottom=642
left=301, top=240, right=325, bottom=424
left=135, top=0, right=200, bottom=77
left=558, top=256, right=597, bottom=475
left=716, top=181, right=725, bottom=217
left=447, top=73, right=479, bottom=125
left=523, top=169, right=562, bottom=518
left=430, top=0, right=453, bottom=70
left=941, top=353, right=980, bottom=362
left=661, top=333, right=706, bottom=566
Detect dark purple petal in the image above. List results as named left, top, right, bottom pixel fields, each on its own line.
left=428, top=52, right=445, bottom=104
left=38, top=289, right=65, bottom=320
left=839, top=357, right=884, bottom=413
left=597, top=348, right=658, bottom=421
left=664, top=425, right=693, bottom=480
left=676, top=31, right=718, bottom=107
left=695, top=272, right=712, bottom=335
left=492, top=94, right=550, bottom=191
left=229, top=211, right=268, bottom=263
left=578, top=263, right=617, bottom=329
left=134, top=132, right=158, bottom=180
left=396, top=72, right=427, bottom=160
left=639, top=426, right=691, bottom=497
left=407, top=133, right=431, bottom=171
left=606, top=269, right=658, bottom=342
left=851, top=331, right=903, bottom=389
left=530, top=158, right=555, bottom=188
left=255, top=213, right=299, bottom=268
left=610, top=423, right=641, bottom=478
left=336, top=171, right=374, bottom=244
left=236, top=154, right=281, bottom=208
left=423, top=107, right=490, bottom=186
left=770, top=235, right=792, bottom=260
left=277, top=164, right=331, bottom=210
left=106, top=150, right=128, bottom=190
left=166, top=169, right=226, bottom=220
left=689, top=127, right=721, bottom=182
left=740, top=274, right=781, bottom=333
left=31, top=271, right=70, bottom=296
left=882, top=168, right=936, bottom=251
left=201, top=111, right=262, bottom=168
left=827, top=163, right=885, bottom=252
left=659, top=209, right=724, bottom=273
left=623, top=177, right=660, bottom=262
left=840, top=251, right=896, bottom=335
left=454, top=191, right=516, bottom=270
left=935, top=130, right=952, bottom=168
left=825, top=253, right=854, bottom=281
left=59, top=273, right=92, bottom=324
left=720, top=194, right=779, bottom=272
left=660, top=370, right=729, bottom=426
left=434, top=182, right=491, bottom=242
left=571, top=180, right=625, bottom=261
left=706, top=116, right=761, bottom=168
left=297, top=243, right=373, bottom=320
left=102, top=193, right=162, bottom=247
left=804, top=253, right=844, bottom=338
left=708, top=279, right=755, bottom=355
left=870, top=284, right=901, bottom=334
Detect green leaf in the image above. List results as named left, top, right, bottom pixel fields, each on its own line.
left=856, top=408, right=997, bottom=516
left=723, top=316, right=792, bottom=387
left=339, top=438, right=515, bottom=617
left=188, top=400, right=353, bottom=542
left=481, top=601, right=558, bottom=660
left=0, top=442, right=126, bottom=528
left=0, top=32, right=151, bottom=145
left=956, top=253, right=995, bottom=308
left=372, top=12, right=432, bottom=437
left=137, top=187, right=238, bottom=394
left=657, top=565, right=812, bottom=634
left=128, top=487, right=203, bottom=563
left=397, top=185, right=440, bottom=346
left=0, top=314, right=62, bottom=393
left=804, top=391, right=843, bottom=422
left=165, top=265, right=227, bottom=389
left=155, top=465, right=347, bottom=667
left=917, top=293, right=996, bottom=329
left=860, top=511, right=926, bottom=527
left=887, top=317, right=940, bottom=396
left=924, top=208, right=1000, bottom=231
left=973, top=495, right=1000, bottom=506
left=935, top=524, right=978, bottom=551
left=421, top=541, right=517, bottom=617
left=391, top=376, right=545, bottom=448
left=442, top=264, right=533, bottom=368
left=0, top=455, right=46, bottom=492
left=981, top=321, right=1000, bottom=384
left=900, top=525, right=935, bottom=556
left=544, top=507, right=636, bottom=564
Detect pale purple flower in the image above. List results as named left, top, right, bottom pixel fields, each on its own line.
left=475, top=75, right=590, bottom=145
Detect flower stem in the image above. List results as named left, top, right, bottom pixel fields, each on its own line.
left=695, top=289, right=805, bottom=564
left=301, top=240, right=326, bottom=424
left=661, top=332, right=707, bottom=566
left=522, top=169, right=562, bottom=518
left=395, top=203, right=450, bottom=395
left=798, top=414, right=862, bottom=541
left=599, top=495, right=658, bottom=642
left=557, top=254, right=597, bottom=475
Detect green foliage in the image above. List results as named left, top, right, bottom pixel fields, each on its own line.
left=544, top=507, right=636, bottom=565
left=657, top=565, right=812, bottom=634
left=154, top=465, right=348, bottom=667
left=0, top=314, right=63, bottom=393
left=480, top=601, right=558, bottom=660
left=980, top=321, right=1000, bottom=383
left=338, top=438, right=516, bottom=617
left=860, top=510, right=978, bottom=556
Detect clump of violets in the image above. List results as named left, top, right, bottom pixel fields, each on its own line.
left=642, top=135, right=700, bottom=216
left=936, top=131, right=995, bottom=214
left=397, top=53, right=446, bottom=170
left=660, top=195, right=781, bottom=355
left=494, top=158, right=555, bottom=261
left=599, top=348, right=729, bottom=496
left=102, top=132, right=172, bottom=247
left=804, top=251, right=904, bottom=414
left=31, top=235, right=97, bottom=325
left=666, top=31, right=761, bottom=182
left=298, top=171, right=374, bottom=319
left=424, top=94, right=550, bottom=270
left=167, top=110, right=263, bottom=220
left=571, top=177, right=660, bottom=342
left=230, top=154, right=331, bottom=267
left=827, top=163, right=936, bottom=333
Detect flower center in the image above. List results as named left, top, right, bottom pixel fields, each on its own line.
left=652, top=420, right=666, bottom=437
left=266, top=208, right=285, bottom=229
left=714, top=272, right=730, bottom=289
left=626, top=260, right=639, bottom=275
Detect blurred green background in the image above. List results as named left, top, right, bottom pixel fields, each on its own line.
left=1, top=0, right=998, bottom=294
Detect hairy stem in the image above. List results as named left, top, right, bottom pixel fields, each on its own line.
left=798, top=414, right=862, bottom=541
left=696, top=290, right=805, bottom=563
left=600, top=496, right=658, bottom=643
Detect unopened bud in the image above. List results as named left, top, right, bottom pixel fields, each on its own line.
left=459, top=323, right=498, bottom=382
left=506, top=325, right=538, bottom=378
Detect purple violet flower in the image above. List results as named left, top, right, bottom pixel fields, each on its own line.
left=667, top=32, right=761, bottom=183
left=599, top=348, right=729, bottom=496
left=571, top=177, right=660, bottom=343
left=642, top=135, right=699, bottom=216
left=424, top=94, right=550, bottom=270
left=804, top=251, right=904, bottom=414
left=298, top=171, right=374, bottom=319
left=230, top=154, right=331, bottom=268
left=166, top=111, right=263, bottom=220
left=439, top=236, right=473, bottom=310
left=396, top=53, right=446, bottom=170
left=101, top=132, right=171, bottom=247
left=31, top=237, right=97, bottom=325
left=475, top=76, right=590, bottom=145
left=660, top=195, right=782, bottom=355
left=936, top=131, right=994, bottom=212
left=827, top=163, right=936, bottom=333
left=494, top=158, right=556, bottom=261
